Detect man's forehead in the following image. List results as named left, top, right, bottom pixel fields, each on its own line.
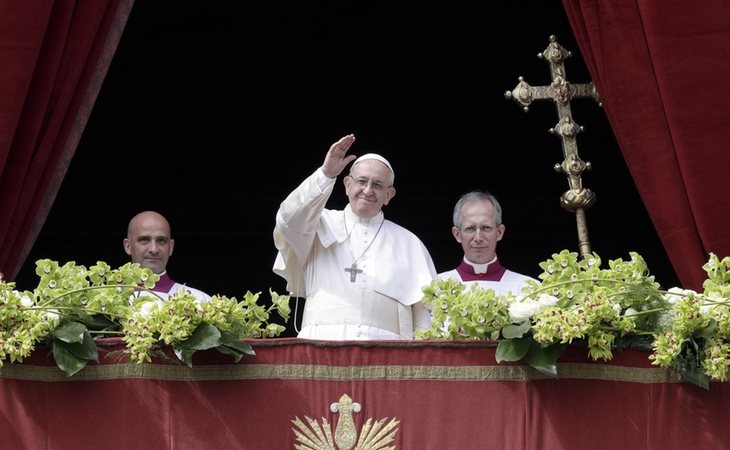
left=351, top=160, right=390, bottom=178
left=462, top=208, right=496, bottom=222
left=136, top=230, right=170, bottom=239
left=463, top=217, right=495, bottom=224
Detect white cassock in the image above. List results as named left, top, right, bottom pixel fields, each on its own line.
left=131, top=271, right=212, bottom=304
left=438, top=257, right=539, bottom=297
left=273, top=168, right=437, bottom=340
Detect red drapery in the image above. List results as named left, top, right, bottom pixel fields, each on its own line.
left=0, top=0, right=133, bottom=280
left=2, top=2, right=729, bottom=291
left=0, top=339, right=727, bottom=449
left=562, top=0, right=730, bottom=291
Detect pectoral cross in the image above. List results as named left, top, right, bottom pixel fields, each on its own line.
left=504, top=35, right=602, bottom=259
left=344, top=263, right=363, bottom=282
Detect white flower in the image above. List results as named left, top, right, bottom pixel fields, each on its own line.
left=137, top=300, right=159, bottom=318
left=664, top=287, right=696, bottom=305
left=44, top=309, right=60, bottom=326
left=536, top=294, right=558, bottom=308
left=509, top=294, right=559, bottom=323
left=18, top=292, right=33, bottom=308
left=509, top=299, right=541, bottom=323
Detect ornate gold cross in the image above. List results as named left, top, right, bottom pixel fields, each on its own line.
left=505, top=35, right=602, bottom=258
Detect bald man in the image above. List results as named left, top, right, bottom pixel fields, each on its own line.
left=123, top=210, right=211, bottom=302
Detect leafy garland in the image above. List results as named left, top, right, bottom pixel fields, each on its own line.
left=415, top=250, right=730, bottom=389
left=0, top=259, right=291, bottom=376
left=5, top=252, right=730, bottom=388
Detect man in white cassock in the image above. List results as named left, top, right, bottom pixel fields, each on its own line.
left=439, top=191, right=538, bottom=295
left=273, top=133, right=437, bottom=340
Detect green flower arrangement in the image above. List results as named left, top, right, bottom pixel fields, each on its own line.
left=0, top=259, right=291, bottom=376
left=415, top=249, right=730, bottom=389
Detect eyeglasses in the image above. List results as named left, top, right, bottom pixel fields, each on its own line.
left=461, top=225, right=497, bottom=235
left=352, top=177, right=390, bottom=193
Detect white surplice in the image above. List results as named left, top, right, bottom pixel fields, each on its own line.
left=438, top=257, right=538, bottom=297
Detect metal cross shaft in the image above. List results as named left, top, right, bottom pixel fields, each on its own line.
left=505, top=35, right=602, bottom=259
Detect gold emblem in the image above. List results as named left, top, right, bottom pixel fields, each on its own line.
left=291, top=393, right=400, bottom=450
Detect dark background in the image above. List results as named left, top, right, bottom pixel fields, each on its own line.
left=14, top=1, right=679, bottom=333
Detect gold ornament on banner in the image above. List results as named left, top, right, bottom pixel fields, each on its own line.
left=291, top=393, right=400, bottom=450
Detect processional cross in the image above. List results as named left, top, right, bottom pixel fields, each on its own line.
left=505, top=35, right=602, bottom=259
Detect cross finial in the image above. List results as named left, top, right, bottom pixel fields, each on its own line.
left=504, top=35, right=602, bottom=259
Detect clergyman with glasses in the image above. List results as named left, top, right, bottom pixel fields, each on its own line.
left=273, top=133, right=437, bottom=340
left=439, top=191, right=538, bottom=295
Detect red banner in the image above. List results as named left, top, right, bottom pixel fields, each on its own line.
left=0, top=338, right=726, bottom=449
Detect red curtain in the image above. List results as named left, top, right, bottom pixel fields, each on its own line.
left=562, top=0, right=730, bottom=291
left=2, top=1, right=728, bottom=291
left=0, top=0, right=133, bottom=281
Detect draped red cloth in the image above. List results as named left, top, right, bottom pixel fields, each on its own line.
left=0, top=0, right=133, bottom=280
left=2, top=1, right=729, bottom=293
left=1, top=338, right=727, bottom=449
left=562, top=0, right=730, bottom=290
left=1, top=4, right=728, bottom=447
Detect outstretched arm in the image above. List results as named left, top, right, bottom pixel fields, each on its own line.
left=321, top=134, right=357, bottom=179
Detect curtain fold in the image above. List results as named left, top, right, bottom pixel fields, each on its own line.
left=3, top=1, right=728, bottom=291
left=562, top=0, right=730, bottom=290
left=0, top=0, right=133, bottom=281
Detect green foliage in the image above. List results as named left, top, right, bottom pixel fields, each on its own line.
left=417, top=250, right=730, bottom=389
left=0, top=260, right=291, bottom=376
left=415, top=278, right=512, bottom=341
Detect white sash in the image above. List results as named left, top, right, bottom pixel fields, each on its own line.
left=301, top=290, right=413, bottom=336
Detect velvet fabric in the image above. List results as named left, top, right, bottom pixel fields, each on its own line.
left=2, top=1, right=729, bottom=292
left=562, top=0, right=730, bottom=290
left=0, top=0, right=133, bottom=280
left=0, top=338, right=727, bottom=449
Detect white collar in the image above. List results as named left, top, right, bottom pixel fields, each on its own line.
left=344, top=204, right=384, bottom=230
left=464, top=256, right=497, bottom=274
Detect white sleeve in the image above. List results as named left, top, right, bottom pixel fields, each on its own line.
left=273, top=168, right=335, bottom=295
